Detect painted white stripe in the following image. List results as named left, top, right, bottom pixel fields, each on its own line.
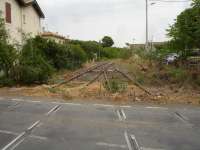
left=0, top=130, right=18, bottom=136
left=124, top=131, right=133, bottom=150
left=96, top=142, right=127, bottom=149
left=2, top=132, right=26, bottom=150
left=9, top=138, right=25, bottom=150
left=27, top=120, right=41, bottom=130
left=93, top=104, right=114, bottom=107
left=117, top=110, right=123, bottom=121
left=9, top=98, right=135, bottom=109
left=121, top=105, right=132, bottom=108
left=11, top=99, right=41, bottom=103
left=11, top=98, right=23, bottom=101
left=130, top=135, right=141, bottom=150
left=45, top=105, right=60, bottom=116
left=0, top=129, right=47, bottom=140
left=121, top=109, right=127, bottom=120
left=141, top=147, right=165, bottom=150
left=146, top=107, right=168, bottom=110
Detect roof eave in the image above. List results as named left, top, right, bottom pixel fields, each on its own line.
left=16, top=0, right=45, bottom=18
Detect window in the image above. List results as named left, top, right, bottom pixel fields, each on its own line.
left=5, top=2, right=11, bottom=23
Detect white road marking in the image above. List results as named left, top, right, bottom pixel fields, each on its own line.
left=146, top=107, right=168, bottom=110
left=0, top=130, right=18, bottom=135
left=174, top=112, right=192, bottom=126
left=141, top=147, right=165, bottom=150
left=121, top=109, right=127, bottom=120
left=121, top=105, right=132, bottom=108
left=130, top=135, right=141, bottom=150
left=96, top=142, right=127, bottom=149
left=9, top=138, right=25, bottom=150
left=117, top=110, right=123, bottom=121
left=11, top=98, right=41, bottom=103
left=45, top=105, right=61, bottom=116
left=2, top=131, right=26, bottom=150
left=11, top=98, right=23, bottom=101
left=124, top=131, right=133, bottom=150
left=0, top=129, right=47, bottom=140
left=27, top=120, right=41, bottom=130
left=93, top=104, right=114, bottom=108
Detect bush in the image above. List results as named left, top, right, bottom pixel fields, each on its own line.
left=167, top=67, right=187, bottom=83
left=79, top=41, right=103, bottom=60
left=103, top=79, right=127, bottom=93
left=0, top=42, right=17, bottom=78
left=67, top=44, right=87, bottom=69
left=18, top=39, right=54, bottom=84
left=0, top=76, right=15, bottom=87
left=0, top=14, right=18, bottom=85
left=102, top=47, right=131, bottom=59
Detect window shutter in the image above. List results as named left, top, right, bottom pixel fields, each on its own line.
left=5, top=2, right=11, bottom=23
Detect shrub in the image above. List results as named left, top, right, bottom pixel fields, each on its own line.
left=102, top=47, right=131, bottom=59
left=0, top=14, right=18, bottom=85
left=103, top=79, right=127, bottom=93
left=167, top=67, right=187, bottom=83
left=67, top=44, right=87, bottom=69
left=0, top=42, right=17, bottom=78
left=80, top=41, right=103, bottom=60
left=18, top=39, right=54, bottom=84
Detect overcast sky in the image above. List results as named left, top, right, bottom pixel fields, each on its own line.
left=37, top=0, right=191, bottom=47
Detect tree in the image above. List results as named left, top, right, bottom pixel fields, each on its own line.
left=101, top=36, right=114, bottom=47
left=167, top=2, right=200, bottom=52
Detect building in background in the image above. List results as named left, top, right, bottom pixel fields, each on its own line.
left=0, top=0, right=44, bottom=45
left=41, top=31, right=69, bottom=44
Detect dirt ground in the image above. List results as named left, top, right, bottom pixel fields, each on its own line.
left=0, top=59, right=200, bottom=106
left=0, top=81, right=199, bottom=105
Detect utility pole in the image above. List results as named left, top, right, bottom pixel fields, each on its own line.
left=145, top=0, right=149, bottom=51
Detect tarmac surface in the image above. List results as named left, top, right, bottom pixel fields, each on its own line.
left=0, top=97, right=200, bottom=150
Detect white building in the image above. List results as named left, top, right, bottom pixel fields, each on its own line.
left=0, top=0, right=44, bottom=45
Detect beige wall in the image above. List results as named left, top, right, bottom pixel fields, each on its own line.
left=22, top=5, right=41, bottom=38
left=0, top=0, right=23, bottom=45
left=0, top=0, right=41, bottom=45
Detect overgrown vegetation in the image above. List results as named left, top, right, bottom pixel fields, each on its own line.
left=0, top=13, right=131, bottom=86
left=103, top=79, right=128, bottom=93
left=167, top=0, right=200, bottom=56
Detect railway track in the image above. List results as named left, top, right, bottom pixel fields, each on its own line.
left=52, top=61, right=152, bottom=96
left=52, top=62, right=114, bottom=88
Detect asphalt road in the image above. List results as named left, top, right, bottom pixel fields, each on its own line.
left=0, top=97, right=200, bottom=150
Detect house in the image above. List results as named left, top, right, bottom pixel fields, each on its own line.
left=41, top=31, right=69, bottom=44
left=0, top=0, right=44, bottom=45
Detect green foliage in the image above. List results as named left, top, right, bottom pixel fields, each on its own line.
left=167, top=3, right=200, bottom=52
left=167, top=67, right=187, bottom=83
left=102, top=47, right=132, bottom=59
left=69, top=39, right=130, bottom=60
left=18, top=39, right=54, bottom=84
left=79, top=41, right=103, bottom=59
left=0, top=13, right=8, bottom=42
left=0, top=43, right=17, bottom=78
left=0, top=14, right=18, bottom=86
left=101, top=36, right=114, bottom=47
left=103, top=79, right=127, bottom=93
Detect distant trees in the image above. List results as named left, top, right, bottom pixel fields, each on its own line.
left=101, top=36, right=114, bottom=47
left=167, top=0, right=200, bottom=51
